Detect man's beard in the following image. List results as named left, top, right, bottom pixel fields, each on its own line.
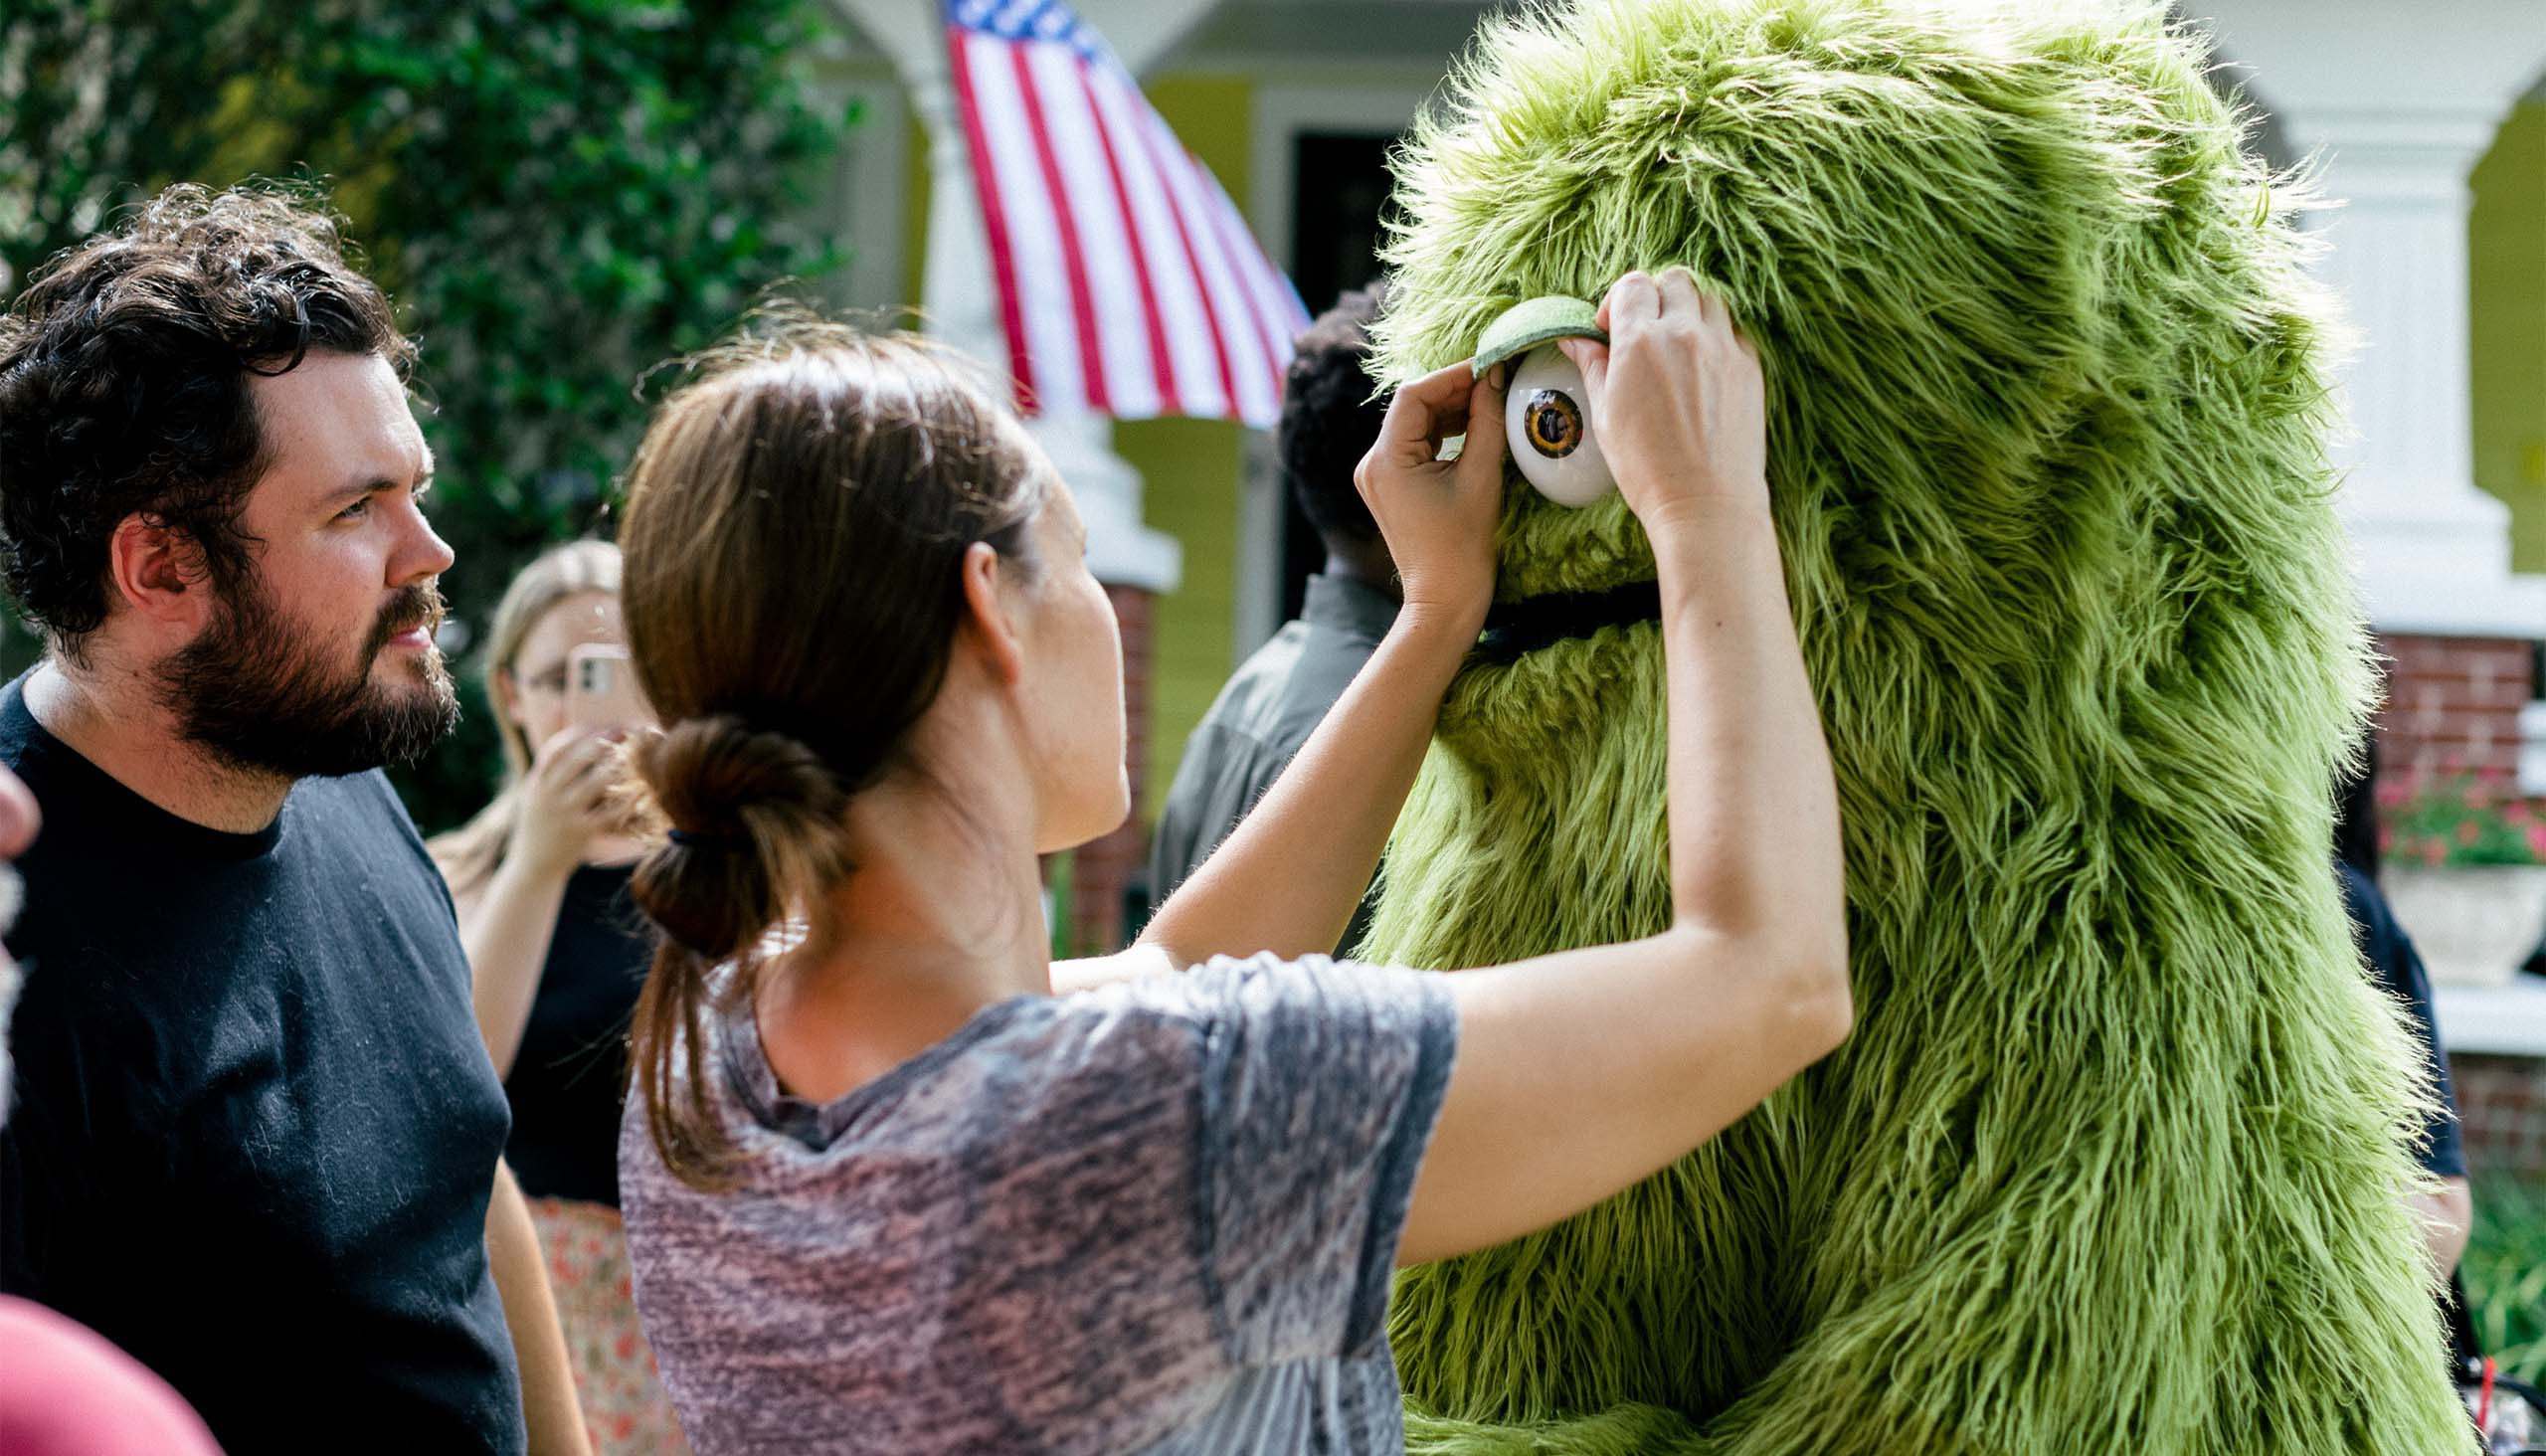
left=162, top=576, right=460, bottom=780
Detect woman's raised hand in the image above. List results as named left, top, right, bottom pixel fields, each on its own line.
left=1557, top=269, right=1767, bottom=537
left=1353, top=360, right=1507, bottom=630
left=511, top=726, right=624, bottom=877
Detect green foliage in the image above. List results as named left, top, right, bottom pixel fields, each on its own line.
left=2386, top=777, right=2546, bottom=868
left=1, top=0, right=851, bottom=829
left=1045, top=851, right=1077, bottom=960
left=2468, top=1178, right=2546, bottom=1384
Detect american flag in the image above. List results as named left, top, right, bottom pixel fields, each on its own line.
left=945, top=0, right=1311, bottom=430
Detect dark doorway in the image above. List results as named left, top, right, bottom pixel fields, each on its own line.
left=1278, top=130, right=1400, bottom=626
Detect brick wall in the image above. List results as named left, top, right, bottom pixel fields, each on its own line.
left=2454, top=1052, right=2546, bottom=1177
left=2392, top=635, right=2543, bottom=1177
left=2378, top=633, right=2534, bottom=801
left=1064, top=585, right=1154, bottom=955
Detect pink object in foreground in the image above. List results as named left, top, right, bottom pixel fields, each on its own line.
left=0, top=1296, right=223, bottom=1456
left=944, top=0, right=1311, bottom=429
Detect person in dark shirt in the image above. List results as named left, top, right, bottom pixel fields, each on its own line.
left=0, top=184, right=584, bottom=1453
left=0, top=760, right=226, bottom=1456
left=1150, top=284, right=1398, bottom=953
left=2334, top=748, right=2470, bottom=1275
left=2338, top=864, right=2471, bottom=1261
left=433, top=540, right=686, bottom=1453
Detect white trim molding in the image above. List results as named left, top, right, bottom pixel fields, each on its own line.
left=1230, top=73, right=1442, bottom=654
left=2203, top=2, right=2546, bottom=641
left=2438, top=982, right=2546, bottom=1057
left=800, top=51, right=913, bottom=317
left=1244, top=75, right=1445, bottom=273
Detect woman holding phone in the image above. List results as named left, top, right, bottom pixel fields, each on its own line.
left=616, top=272, right=1848, bottom=1454
left=431, top=539, right=688, bottom=1455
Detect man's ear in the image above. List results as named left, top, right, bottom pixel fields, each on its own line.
left=104, top=513, right=216, bottom=636
left=957, top=540, right=1027, bottom=688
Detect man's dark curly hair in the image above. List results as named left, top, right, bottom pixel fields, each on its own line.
left=1278, top=282, right=1388, bottom=548
left=0, top=183, right=411, bottom=663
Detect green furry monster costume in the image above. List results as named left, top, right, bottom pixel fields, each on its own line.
left=1358, top=1, right=2473, bottom=1450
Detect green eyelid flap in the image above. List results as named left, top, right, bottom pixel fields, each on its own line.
left=1471, top=294, right=1608, bottom=374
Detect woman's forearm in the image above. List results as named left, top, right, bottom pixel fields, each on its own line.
left=1651, top=506, right=1845, bottom=970
left=458, top=852, right=574, bottom=1075
left=1140, top=606, right=1478, bottom=967
left=2411, top=1177, right=2472, bottom=1277
left=486, top=1160, right=593, bottom=1456
left=1399, top=502, right=1850, bottom=1266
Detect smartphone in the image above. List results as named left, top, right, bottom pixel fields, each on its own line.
left=564, top=643, right=650, bottom=735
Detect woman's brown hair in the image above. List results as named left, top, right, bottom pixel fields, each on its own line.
left=619, top=321, right=1043, bottom=1187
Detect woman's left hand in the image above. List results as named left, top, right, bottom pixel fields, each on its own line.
left=1354, top=360, right=1507, bottom=630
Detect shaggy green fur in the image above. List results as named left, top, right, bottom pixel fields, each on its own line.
left=1361, top=1, right=2472, bottom=1451
left=1474, top=295, right=1608, bottom=372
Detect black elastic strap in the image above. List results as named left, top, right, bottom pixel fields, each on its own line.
left=1474, top=579, right=1663, bottom=664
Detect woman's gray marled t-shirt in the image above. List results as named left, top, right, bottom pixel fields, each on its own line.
left=619, top=953, right=1458, bottom=1455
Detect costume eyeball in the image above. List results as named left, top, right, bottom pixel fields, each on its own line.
left=1473, top=293, right=1613, bottom=508
left=1504, top=343, right=1614, bottom=507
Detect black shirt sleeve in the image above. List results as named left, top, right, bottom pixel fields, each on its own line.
left=2338, top=863, right=2466, bottom=1181
left=0, top=948, right=155, bottom=1313
left=1148, top=722, right=1283, bottom=909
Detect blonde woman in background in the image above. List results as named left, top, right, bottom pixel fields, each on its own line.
left=432, top=539, right=689, bottom=1455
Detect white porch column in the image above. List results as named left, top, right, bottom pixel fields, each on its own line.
left=824, top=0, right=1224, bottom=595
left=2202, top=2, right=2546, bottom=637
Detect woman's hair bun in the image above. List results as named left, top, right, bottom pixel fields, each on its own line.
left=629, top=715, right=854, bottom=962
left=616, top=326, right=1046, bottom=1187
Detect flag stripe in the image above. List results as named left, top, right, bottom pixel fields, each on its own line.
left=1085, top=66, right=1228, bottom=418
left=945, top=28, right=1038, bottom=412
left=1029, top=43, right=1158, bottom=419
left=1074, top=53, right=1180, bottom=417
left=1148, top=109, right=1274, bottom=428
left=1128, top=94, right=1244, bottom=425
left=1203, top=170, right=1293, bottom=424
left=1006, top=42, right=1111, bottom=413
left=967, top=32, right=1084, bottom=413
left=945, top=0, right=1301, bottom=429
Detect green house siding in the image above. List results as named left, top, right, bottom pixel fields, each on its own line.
left=2472, top=96, right=2546, bottom=572
left=1119, top=415, right=1245, bottom=817
left=903, top=98, right=933, bottom=310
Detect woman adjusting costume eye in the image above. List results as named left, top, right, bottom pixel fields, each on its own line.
left=1503, top=343, right=1614, bottom=507
left=1472, top=294, right=1618, bottom=508
left=607, top=298, right=1853, bottom=1456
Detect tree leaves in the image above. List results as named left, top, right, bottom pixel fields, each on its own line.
left=1, top=0, right=852, bottom=826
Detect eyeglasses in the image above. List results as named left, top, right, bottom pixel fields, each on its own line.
left=514, top=663, right=571, bottom=696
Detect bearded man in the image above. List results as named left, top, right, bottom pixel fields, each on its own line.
left=0, top=185, right=587, bottom=1455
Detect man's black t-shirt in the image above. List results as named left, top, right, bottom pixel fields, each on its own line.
left=0, top=676, right=526, bottom=1452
